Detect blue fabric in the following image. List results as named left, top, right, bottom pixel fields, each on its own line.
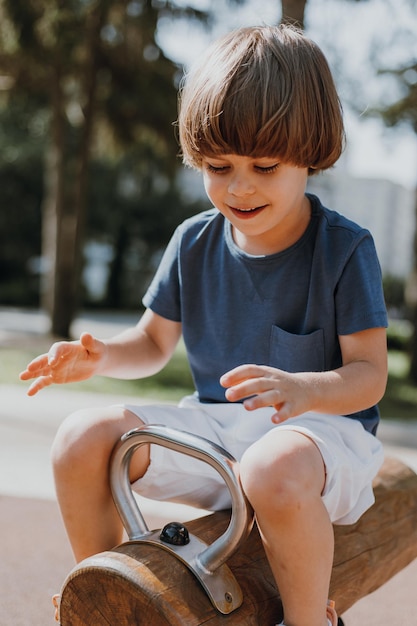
left=143, top=194, right=388, bottom=434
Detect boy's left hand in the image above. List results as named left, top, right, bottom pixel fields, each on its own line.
left=220, top=364, right=310, bottom=423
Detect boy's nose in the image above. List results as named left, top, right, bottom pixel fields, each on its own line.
left=228, top=174, right=256, bottom=196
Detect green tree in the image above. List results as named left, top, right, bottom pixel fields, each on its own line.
left=335, top=0, right=417, bottom=380
left=0, top=85, right=41, bottom=294
left=0, top=98, right=44, bottom=304
left=378, top=58, right=417, bottom=380
left=0, top=0, right=211, bottom=336
left=0, top=0, right=380, bottom=335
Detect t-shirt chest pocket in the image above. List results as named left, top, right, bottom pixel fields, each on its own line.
left=269, top=325, right=325, bottom=373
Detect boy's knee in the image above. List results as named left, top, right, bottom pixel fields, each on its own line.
left=51, top=405, right=146, bottom=479
left=51, top=407, right=121, bottom=471
left=239, top=438, right=319, bottom=512
left=51, top=408, right=100, bottom=468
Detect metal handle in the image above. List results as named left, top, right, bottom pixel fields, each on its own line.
left=110, top=424, right=254, bottom=573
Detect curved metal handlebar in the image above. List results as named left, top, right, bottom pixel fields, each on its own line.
left=110, top=424, right=254, bottom=574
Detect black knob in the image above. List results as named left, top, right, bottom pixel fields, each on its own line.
left=160, top=521, right=190, bottom=546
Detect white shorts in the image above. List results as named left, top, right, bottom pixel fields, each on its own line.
left=125, top=395, right=384, bottom=525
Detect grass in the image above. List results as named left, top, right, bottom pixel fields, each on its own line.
left=2, top=338, right=417, bottom=421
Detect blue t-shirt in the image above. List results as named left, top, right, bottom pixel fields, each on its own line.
left=143, top=194, right=388, bottom=434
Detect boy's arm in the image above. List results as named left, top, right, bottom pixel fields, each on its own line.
left=20, top=309, right=182, bottom=396
left=220, top=327, right=387, bottom=423
left=99, top=308, right=182, bottom=378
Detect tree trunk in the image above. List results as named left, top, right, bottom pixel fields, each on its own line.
left=280, top=0, right=307, bottom=29
left=106, top=222, right=128, bottom=308
left=41, top=82, right=87, bottom=339
left=40, top=65, right=67, bottom=335
left=41, top=4, right=109, bottom=338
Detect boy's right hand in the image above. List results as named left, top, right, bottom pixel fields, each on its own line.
left=19, top=332, right=106, bottom=396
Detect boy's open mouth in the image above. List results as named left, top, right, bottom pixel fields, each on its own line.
left=230, top=205, right=267, bottom=217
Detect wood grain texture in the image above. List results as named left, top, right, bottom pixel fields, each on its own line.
left=59, top=457, right=417, bottom=625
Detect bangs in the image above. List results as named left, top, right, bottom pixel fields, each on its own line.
left=195, top=56, right=300, bottom=161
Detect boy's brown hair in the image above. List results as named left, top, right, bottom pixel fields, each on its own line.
left=178, top=25, right=345, bottom=174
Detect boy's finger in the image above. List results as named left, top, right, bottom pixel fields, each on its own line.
left=80, top=332, right=96, bottom=352
left=19, top=355, right=49, bottom=379
left=26, top=376, right=52, bottom=396
left=220, top=364, right=258, bottom=387
left=25, top=354, right=48, bottom=370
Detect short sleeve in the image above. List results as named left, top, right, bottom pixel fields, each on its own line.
left=335, top=233, right=388, bottom=335
left=142, top=227, right=182, bottom=322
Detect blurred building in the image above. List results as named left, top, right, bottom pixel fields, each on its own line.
left=307, top=172, right=416, bottom=278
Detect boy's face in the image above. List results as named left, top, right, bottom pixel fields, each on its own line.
left=201, top=154, right=310, bottom=256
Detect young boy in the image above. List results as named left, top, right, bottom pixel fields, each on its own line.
left=21, top=25, right=388, bottom=626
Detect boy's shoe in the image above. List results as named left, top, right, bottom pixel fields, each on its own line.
left=52, top=594, right=60, bottom=623
left=327, top=599, right=338, bottom=626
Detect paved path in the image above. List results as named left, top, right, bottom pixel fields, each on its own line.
left=1, top=307, right=417, bottom=624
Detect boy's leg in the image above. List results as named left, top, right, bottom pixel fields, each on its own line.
left=240, top=429, right=333, bottom=626
left=51, top=406, right=148, bottom=563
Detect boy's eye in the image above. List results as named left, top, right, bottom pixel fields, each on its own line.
left=255, top=164, right=279, bottom=173
left=206, top=163, right=229, bottom=173
left=204, top=161, right=279, bottom=174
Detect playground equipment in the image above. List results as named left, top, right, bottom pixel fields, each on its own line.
left=56, top=425, right=417, bottom=625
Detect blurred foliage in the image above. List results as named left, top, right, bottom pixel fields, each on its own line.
left=0, top=94, right=209, bottom=308
left=380, top=64, right=417, bottom=133
left=0, top=96, right=44, bottom=305
left=85, top=153, right=209, bottom=309
left=372, top=2, right=417, bottom=381
left=0, top=0, right=231, bottom=319
left=380, top=348, right=417, bottom=420
left=387, top=318, right=412, bottom=352
left=0, top=0, right=416, bottom=322
left=383, top=274, right=406, bottom=314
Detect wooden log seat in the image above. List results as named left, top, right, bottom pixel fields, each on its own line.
left=58, top=457, right=417, bottom=625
